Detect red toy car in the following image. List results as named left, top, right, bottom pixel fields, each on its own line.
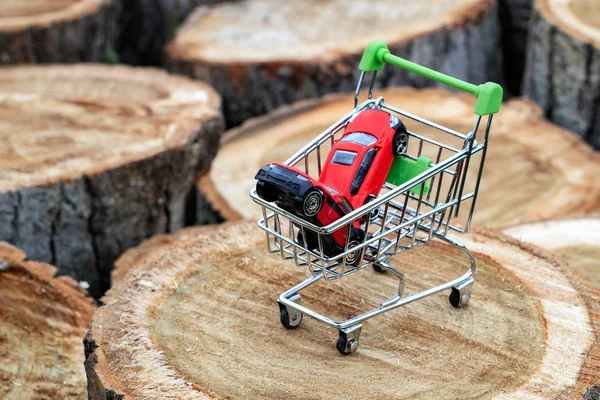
left=255, top=109, right=408, bottom=263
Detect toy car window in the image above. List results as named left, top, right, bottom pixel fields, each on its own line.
left=340, top=132, right=377, bottom=146
left=350, top=148, right=378, bottom=196
left=331, top=150, right=357, bottom=166
left=339, top=197, right=353, bottom=213
left=323, top=184, right=339, bottom=195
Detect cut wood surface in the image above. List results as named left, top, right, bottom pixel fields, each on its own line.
left=505, top=217, right=600, bottom=287
left=0, top=64, right=224, bottom=297
left=0, top=242, right=94, bottom=400
left=0, top=0, right=119, bottom=64
left=85, top=221, right=600, bottom=399
left=112, top=222, right=232, bottom=282
left=201, top=88, right=600, bottom=228
left=523, top=0, right=600, bottom=148
left=118, top=0, right=239, bottom=65
left=165, top=0, right=501, bottom=126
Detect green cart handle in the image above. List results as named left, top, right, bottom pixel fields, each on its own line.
left=359, top=41, right=503, bottom=116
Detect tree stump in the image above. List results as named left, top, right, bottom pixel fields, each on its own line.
left=505, top=217, right=600, bottom=287
left=0, top=64, right=224, bottom=297
left=118, top=0, right=239, bottom=66
left=0, top=242, right=94, bottom=400
left=498, top=0, right=533, bottom=95
left=165, top=0, right=502, bottom=126
left=200, top=88, right=600, bottom=228
left=85, top=221, right=600, bottom=399
left=523, top=0, right=600, bottom=148
left=0, top=0, right=120, bottom=64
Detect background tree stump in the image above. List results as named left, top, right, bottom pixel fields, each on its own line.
left=165, top=0, right=502, bottom=126
left=505, top=217, right=600, bottom=287
left=199, top=88, right=600, bottom=227
left=0, top=0, right=120, bottom=64
left=523, top=0, right=600, bottom=148
left=85, top=221, right=600, bottom=399
left=118, top=0, right=239, bottom=66
left=0, top=64, right=224, bottom=297
left=498, top=0, right=533, bottom=95
left=0, top=242, right=94, bottom=400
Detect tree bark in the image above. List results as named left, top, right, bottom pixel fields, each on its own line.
left=118, top=0, right=239, bottom=66
left=165, top=0, right=502, bottom=127
left=0, top=242, right=94, bottom=400
left=522, top=0, right=600, bottom=148
left=0, top=0, right=120, bottom=64
left=0, top=64, right=224, bottom=297
left=504, top=217, right=600, bottom=287
left=199, top=88, right=600, bottom=228
left=85, top=221, right=600, bottom=399
left=498, top=0, right=533, bottom=95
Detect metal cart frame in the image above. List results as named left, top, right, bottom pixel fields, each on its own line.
left=250, top=41, right=503, bottom=354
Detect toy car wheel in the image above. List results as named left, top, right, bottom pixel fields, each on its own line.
left=336, top=331, right=359, bottom=355
left=365, top=195, right=379, bottom=221
left=279, top=303, right=302, bottom=329
left=344, top=240, right=362, bottom=265
left=302, top=189, right=323, bottom=217
left=256, top=180, right=277, bottom=202
left=392, top=130, right=409, bottom=156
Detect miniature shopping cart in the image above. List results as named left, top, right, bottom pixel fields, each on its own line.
left=250, top=41, right=503, bottom=354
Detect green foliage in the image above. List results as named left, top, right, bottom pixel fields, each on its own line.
left=102, top=48, right=120, bottom=65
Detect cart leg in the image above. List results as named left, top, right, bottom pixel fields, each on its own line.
left=278, top=294, right=303, bottom=329
left=449, top=277, right=474, bottom=308
left=336, top=324, right=363, bottom=355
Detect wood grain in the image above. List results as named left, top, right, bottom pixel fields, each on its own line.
left=0, top=242, right=94, bottom=400
left=86, top=221, right=600, bottom=399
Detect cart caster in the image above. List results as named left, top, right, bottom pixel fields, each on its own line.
left=279, top=302, right=302, bottom=329
left=336, top=324, right=362, bottom=355
left=373, top=263, right=386, bottom=273
left=449, top=278, right=474, bottom=308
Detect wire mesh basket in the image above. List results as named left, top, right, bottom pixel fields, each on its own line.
left=250, top=41, right=503, bottom=354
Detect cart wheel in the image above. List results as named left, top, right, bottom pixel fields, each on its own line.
left=449, top=287, right=471, bottom=308
left=372, top=263, right=386, bottom=273
left=302, top=189, right=323, bottom=217
left=279, top=303, right=302, bottom=329
left=336, top=331, right=359, bottom=355
left=392, top=130, right=409, bottom=156
left=256, top=181, right=277, bottom=202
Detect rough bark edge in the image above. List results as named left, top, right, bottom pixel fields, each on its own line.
left=522, top=0, right=600, bottom=148
left=0, top=113, right=224, bottom=298
left=0, top=0, right=120, bottom=64
left=85, top=222, right=598, bottom=399
left=498, top=0, right=533, bottom=95
left=475, top=228, right=600, bottom=398
left=118, top=0, right=241, bottom=66
left=165, top=1, right=501, bottom=126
